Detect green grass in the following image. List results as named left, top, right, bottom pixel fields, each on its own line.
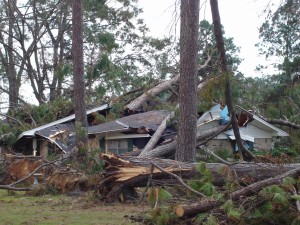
left=0, top=190, right=142, bottom=225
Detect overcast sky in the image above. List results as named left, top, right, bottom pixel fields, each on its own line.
left=138, top=0, right=280, bottom=78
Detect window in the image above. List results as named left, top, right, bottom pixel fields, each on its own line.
left=99, top=138, right=133, bottom=155
left=107, top=139, right=128, bottom=155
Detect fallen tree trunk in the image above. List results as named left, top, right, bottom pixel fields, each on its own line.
left=98, top=154, right=300, bottom=203
left=175, top=167, right=300, bottom=218
left=260, top=116, right=300, bottom=129
left=139, top=113, right=173, bottom=157
left=125, top=57, right=212, bottom=112
left=142, top=124, right=230, bottom=158
left=125, top=75, right=180, bottom=112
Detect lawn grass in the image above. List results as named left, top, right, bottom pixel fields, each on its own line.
left=0, top=190, right=143, bottom=225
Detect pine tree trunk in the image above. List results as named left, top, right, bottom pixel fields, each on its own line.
left=210, top=0, right=254, bottom=160
left=176, top=0, right=200, bottom=162
left=72, top=0, right=88, bottom=148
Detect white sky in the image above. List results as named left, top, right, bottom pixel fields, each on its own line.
left=138, top=0, right=279, bottom=77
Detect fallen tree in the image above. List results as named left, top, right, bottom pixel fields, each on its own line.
left=124, top=56, right=212, bottom=113
left=141, top=123, right=231, bottom=158
left=260, top=116, right=300, bottom=129
left=98, top=154, right=300, bottom=203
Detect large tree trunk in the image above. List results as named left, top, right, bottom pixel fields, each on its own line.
left=139, top=113, right=173, bottom=157
left=98, top=154, right=300, bottom=203
left=6, top=0, right=21, bottom=114
left=125, top=75, right=180, bottom=112
left=210, top=0, right=254, bottom=160
left=176, top=0, right=200, bottom=162
left=72, top=0, right=88, bottom=148
left=142, top=124, right=230, bottom=158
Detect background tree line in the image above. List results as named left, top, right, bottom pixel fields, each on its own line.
left=0, top=0, right=298, bottom=150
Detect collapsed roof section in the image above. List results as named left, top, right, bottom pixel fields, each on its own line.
left=17, top=104, right=110, bottom=139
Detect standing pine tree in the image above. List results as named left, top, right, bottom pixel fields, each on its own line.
left=176, top=0, right=200, bottom=162
left=72, top=0, right=88, bottom=152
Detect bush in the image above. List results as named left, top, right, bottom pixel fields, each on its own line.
left=271, top=147, right=297, bottom=157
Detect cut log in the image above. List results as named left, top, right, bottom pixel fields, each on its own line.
left=175, top=167, right=300, bottom=218
left=98, top=154, right=300, bottom=203
left=175, top=200, right=218, bottom=218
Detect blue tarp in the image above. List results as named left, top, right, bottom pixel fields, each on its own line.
left=220, top=106, right=230, bottom=124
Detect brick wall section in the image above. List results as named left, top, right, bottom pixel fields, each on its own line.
left=254, top=138, right=273, bottom=151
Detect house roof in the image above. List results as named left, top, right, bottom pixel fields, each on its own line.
left=14, top=109, right=170, bottom=153
left=197, top=104, right=222, bottom=125
left=236, top=105, right=289, bottom=137
left=197, top=104, right=289, bottom=140
left=88, top=110, right=171, bottom=135
left=35, top=123, right=76, bottom=153
left=17, top=104, right=109, bottom=140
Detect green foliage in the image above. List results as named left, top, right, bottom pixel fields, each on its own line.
left=218, top=165, right=240, bottom=193
left=86, top=149, right=104, bottom=175
left=291, top=194, right=300, bottom=201
left=98, top=33, right=119, bottom=52
left=283, top=176, right=296, bottom=186
left=197, top=162, right=214, bottom=182
left=55, top=63, right=72, bottom=79
left=221, top=200, right=242, bottom=222
left=199, top=182, right=216, bottom=197
left=202, top=214, right=219, bottom=225
left=216, top=148, right=232, bottom=160
left=75, top=121, right=88, bottom=141
left=147, top=187, right=172, bottom=208
left=271, top=146, right=297, bottom=157
left=194, top=213, right=208, bottom=224
left=188, top=162, right=217, bottom=197
left=144, top=206, right=178, bottom=225
left=260, top=185, right=287, bottom=200
left=244, top=183, right=300, bottom=225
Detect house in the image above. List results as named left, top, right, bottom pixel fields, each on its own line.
left=88, top=110, right=172, bottom=155
left=13, top=106, right=172, bottom=157
left=13, top=104, right=110, bottom=156
left=197, top=104, right=289, bottom=152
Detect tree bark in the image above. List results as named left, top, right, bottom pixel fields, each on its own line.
left=72, top=0, right=88, bottom=148
left=139, top=113, right=173, bottom=157
left=5, top=0, right=22, bottom=114
left=176, top=0, right=200, bottom=162
left=260, top=116, right=300, bottom=129
left=125, top=75, right=180, bottom=112
left=98, top=154, right=300, bottom=203
left=143, top=124, right=230, bottom=158
left=210, top=0, right=254, bottom=160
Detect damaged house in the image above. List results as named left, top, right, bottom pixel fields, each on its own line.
left=197, top=104, right=289, bottom=152
left=13, top=104, right=173, bottom=157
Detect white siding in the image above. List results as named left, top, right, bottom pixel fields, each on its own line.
left=240, top=125, right=272, bottom=138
